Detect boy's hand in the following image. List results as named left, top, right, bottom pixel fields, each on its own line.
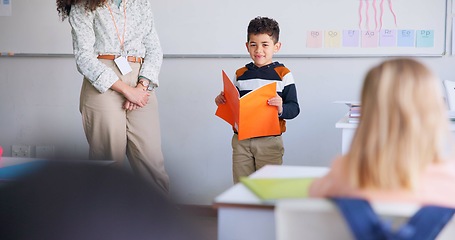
left=215, top=91, right=226, bottom=105
left=267, top=95, right=283, bottom=115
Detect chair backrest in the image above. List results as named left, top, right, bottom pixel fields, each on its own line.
left=275, top=198, right=455, bottom=240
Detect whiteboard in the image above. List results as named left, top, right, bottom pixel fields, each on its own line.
left=0, top=0, right=73, bottom=55
left=150, top=0, right=448, bottom=56
left=0, top=0, right=447, bottom=56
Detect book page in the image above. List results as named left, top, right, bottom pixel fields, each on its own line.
left=241, top=177, right=315, bottom=201
left=215, top=71, right=240, bottom=130
left=215, top=70, right=281, bottom=140
left=239, top=82, right=280, bottom=140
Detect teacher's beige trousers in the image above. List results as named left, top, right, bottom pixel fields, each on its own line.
left=79, top=59, right=169, bottom=193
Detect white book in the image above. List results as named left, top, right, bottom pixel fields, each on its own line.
left=333, top=100, right=361, bottom=108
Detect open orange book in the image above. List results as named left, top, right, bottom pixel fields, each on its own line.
left=215, top=70, right=281, bottom=140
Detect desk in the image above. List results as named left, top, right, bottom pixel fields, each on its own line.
left=335, top=115, right=357, bottom=154
left=0, top=157, right=116, bottom=167
left=336, top=115, right=455, bottom=154
left=0, top=157, right=41, bottom=167
left=213, top=165, right=329, bottom=240
left=0, top=157, right=47, bottom=181
left=0, top=157, right=116, bottom=181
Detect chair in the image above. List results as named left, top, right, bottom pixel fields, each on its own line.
left=275, top=198, right=455, bottom=240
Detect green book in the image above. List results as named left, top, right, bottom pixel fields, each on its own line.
left=240, top=177, right=314, bottom=201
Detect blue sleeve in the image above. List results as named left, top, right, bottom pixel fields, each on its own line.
left=280, top=83, right=300, bottom=119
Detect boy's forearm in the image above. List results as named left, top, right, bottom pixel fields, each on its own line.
left=280, top=84, right=300, bottom=119
left=280, top=102, right=300, bottom=119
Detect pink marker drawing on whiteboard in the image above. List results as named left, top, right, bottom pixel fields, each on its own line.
left=359, top=0, right=398, bottom=31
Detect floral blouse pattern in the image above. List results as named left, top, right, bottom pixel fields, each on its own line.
left=69, top=0, right=163, bottom=93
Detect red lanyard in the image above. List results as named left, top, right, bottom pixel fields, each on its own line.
left=106, top=1, right=127, bottom=54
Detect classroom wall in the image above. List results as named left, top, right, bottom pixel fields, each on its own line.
left=1, top=0, right=454, bottom=205
left=1, top=56, right=455, bottom=204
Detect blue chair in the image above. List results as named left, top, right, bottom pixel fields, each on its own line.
left=275, top=198, right=455, bottom=240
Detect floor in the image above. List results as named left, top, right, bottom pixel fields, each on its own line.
left=191, top=215, right=218, bottom=239
left=180, top=205, right=218, bottom=240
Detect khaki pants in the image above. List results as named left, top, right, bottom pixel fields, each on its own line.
left=79, top=59, right=169, bottom=192
left=231, top=134, right=284, bottom=183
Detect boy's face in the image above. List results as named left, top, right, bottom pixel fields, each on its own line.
left=246, top=33, right=281, bottom=68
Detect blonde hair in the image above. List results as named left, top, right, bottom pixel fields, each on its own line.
left=345, top=58, right=449, bottom=190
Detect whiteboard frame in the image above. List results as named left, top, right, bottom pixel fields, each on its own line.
left=0, top=0, right=449, bottom=57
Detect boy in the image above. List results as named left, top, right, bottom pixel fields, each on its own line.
left=215, top=16, right=300, bottom=183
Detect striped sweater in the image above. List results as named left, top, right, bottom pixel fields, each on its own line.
left=235, top=61, right=300, bottom=133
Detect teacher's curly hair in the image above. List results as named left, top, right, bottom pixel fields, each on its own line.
left=56, top=0, right=108, bottom=20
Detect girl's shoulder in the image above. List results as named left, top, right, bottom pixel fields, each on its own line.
left=426, top=159, right=455, bottom=179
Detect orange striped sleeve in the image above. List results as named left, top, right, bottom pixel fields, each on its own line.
left=235, top=67, right=248, bottom=79
left=274, top=66, right=291, bottom=80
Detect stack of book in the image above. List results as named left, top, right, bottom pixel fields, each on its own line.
left=339, top=103, right=455, bottom=123
left=348, top=104, right=361, bottom=123
left=334, top=101, right=361, bottom=123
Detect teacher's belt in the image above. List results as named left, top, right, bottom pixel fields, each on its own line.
left=97, top=55, right=143, bottom=63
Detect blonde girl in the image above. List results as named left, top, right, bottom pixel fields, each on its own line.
left=310, top=58, right=455, bottom=207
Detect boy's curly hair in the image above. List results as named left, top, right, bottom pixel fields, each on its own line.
left=56, top=0, right=107, bottom=21
left=247, top=16, right=280, bottom=43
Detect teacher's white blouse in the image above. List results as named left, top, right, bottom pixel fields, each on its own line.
left=69, top=0, right=163, bottom=93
